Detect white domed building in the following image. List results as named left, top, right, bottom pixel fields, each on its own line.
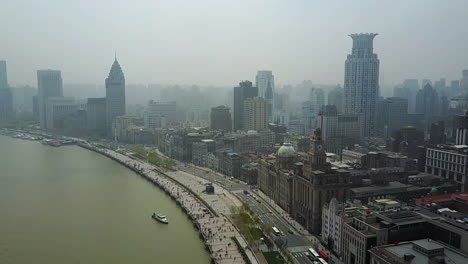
left=277, top=143, right=296, bottom=170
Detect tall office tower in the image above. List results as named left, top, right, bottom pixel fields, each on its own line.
left=402, top=79, right=419, bottom=113
left=86, top=98, right=107, bottom=136
left=210, top=105, right=232, bottom=131
left=243, top=97, right=267, bottom=131
left=12, top=86, right=37, bottom=113
left=0, top=89, right=13, bottom=120
left=454, top=111, right=468, bottom=145
left=319, top=105, right=362, bottom=155
left=32, top=95, right=39, bottom=120
left=327, top=86, right=344, bottom=113
left=434, top=78, right=446, bottom=90
left=380, top=97, right=409, bottom=137
left=37, top=70, right=63, bottom=129
left=256, top=71, right=274, bottom=121
left=0, top=60, right=7, bottom=89
left=105, top=57, right=126, bottom=135
left=416, top=83, right=440, bottom=132
left=450, top=80, right=460, bottom=97
left=0, top=60, right=13, bottom=119
left=344, top=33, right=380, bottom=137
left=310, top=88, right=325, bottom=114
left=233, top=81, right=258, bottom=131
left=462, top=70, right=468, bottom=93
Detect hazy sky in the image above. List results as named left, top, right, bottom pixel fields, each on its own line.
left=2, top=0, right=468, bottom=88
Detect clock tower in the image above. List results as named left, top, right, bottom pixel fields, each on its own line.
left=308, top=128, right=329, bottom=171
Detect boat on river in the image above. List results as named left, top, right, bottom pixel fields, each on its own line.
left=152, top=213, right=169, bottom=224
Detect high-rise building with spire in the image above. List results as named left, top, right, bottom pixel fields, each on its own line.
left=105, top=56, right=126, bottom=135
left=344, top=33, right=380, bottom=137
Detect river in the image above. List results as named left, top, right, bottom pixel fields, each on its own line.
left=0, top=135, right=211, bottom=264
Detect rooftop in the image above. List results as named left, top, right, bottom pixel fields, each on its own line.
left=371, top=239, right=468, bottom=264
left=352, top=181, right=408, bottom=194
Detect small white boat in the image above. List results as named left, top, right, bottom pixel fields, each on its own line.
left=152, top=213, right=169, bottom=224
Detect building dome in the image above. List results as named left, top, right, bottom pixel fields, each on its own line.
left=278, top=143, right=296, bottom=158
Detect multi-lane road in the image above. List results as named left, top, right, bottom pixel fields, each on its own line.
left=175, top=162, right=333, bottom=264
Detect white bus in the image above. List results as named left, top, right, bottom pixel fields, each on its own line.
left=308, top=248, right=320, bottom=259
left=318, top=258, right=328, bottom=264
left=272, top=226, right=280, bottom=236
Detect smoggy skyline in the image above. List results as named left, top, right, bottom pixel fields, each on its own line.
left=2, top=0, right=468, bottom=87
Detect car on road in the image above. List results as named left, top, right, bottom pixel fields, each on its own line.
left=243, top=190, right=249, bottom=195
left=288, top=229, right=293, bottom=234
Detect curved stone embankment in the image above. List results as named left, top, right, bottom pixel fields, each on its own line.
left=79, top=143, right=254, bottom=264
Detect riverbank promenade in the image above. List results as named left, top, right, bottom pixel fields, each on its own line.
left=82, top=143, right=258, bottom=264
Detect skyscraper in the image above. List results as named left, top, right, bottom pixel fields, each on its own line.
left=256, top=71, right=274, bottom=99
left=310, top=88, right=325, bottom=115
left=256, top=71, right=274, bottom=121
left=0, top=60, right=13, bottom=119
left=0, top=88, right=13, bottom=120
left=0, top=60, right=8, bottom=89
left=380, top=97, right=409, bottom=137
left=327, top=86, right=344, bottom=113
left=37, top=70, right=63, bottom=129
left=416, top=83, right=440, bottom=131
left=105, top=57, right=126, bottom=135
left=461, top=70, right=468, bottom=94
left=86, top=98, right=107, bottom=136
left=401, top=79, right=419, bottom=113
left=344, top=33, right=380, bottom=137
left=233, top=81, right=258, bottom=131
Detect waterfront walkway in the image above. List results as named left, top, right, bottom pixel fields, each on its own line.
left=83, top=144, right=258, bottom=264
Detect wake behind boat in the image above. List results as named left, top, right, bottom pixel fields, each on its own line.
left=152, top=213, right=169, bottom=224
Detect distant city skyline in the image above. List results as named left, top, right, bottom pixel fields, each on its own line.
left=2, top=0, right=468, bottom=88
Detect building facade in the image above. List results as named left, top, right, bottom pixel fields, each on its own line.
left=344, top=33, right=380, bottom=137
left=210, top=105, right=232, bottom=131
left=37, top=70, right=63, bottom=129
left=416, top=83, right=440, bottom=132
left=0, top=88, right=13, bottom=120
left=147, top=100, right=176, bottom=125
left=233, top=81, right=258, bottom=131
left=86, top=98, right=107, bottom=136
left=256, top=71, right=274, bottom=122
left=0, top=60, right=14, bottom=120
left=112, top=116, right=133, bottom=142
left=319, top=105, right=363, bottom=155
left=454, top=111, right=468, bottom=145
left=328, top=86, right=344, bottom=113
left=425, top=145, right=468, bottom=191
left=380, top=97, right=408, bottom=137
left=45, top=97, right=78, bottom=130
left=259, top=128, right=353, bottom=234
left=144, top=113, right=166, bottom=130
left=243, top=97, right=267, bottom=131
